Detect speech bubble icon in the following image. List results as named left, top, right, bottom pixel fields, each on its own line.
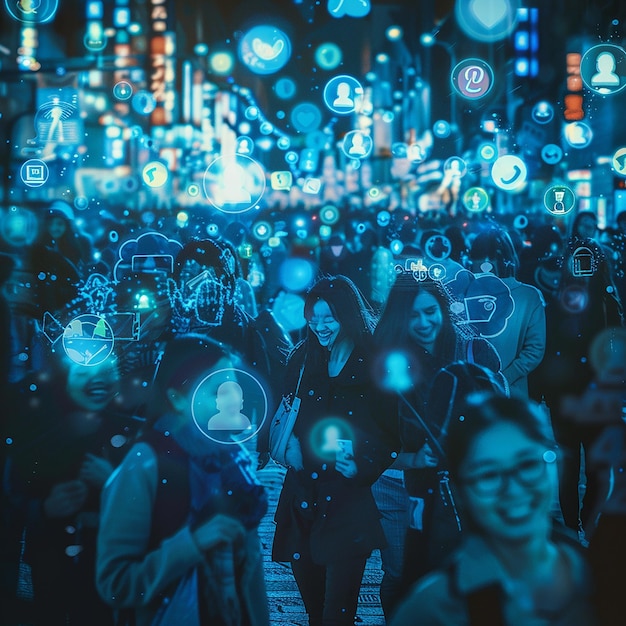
left=271, top=171, right=293, bottom=190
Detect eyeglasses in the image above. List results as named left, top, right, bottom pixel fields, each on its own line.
left=462, top=451, right=556, bottom=497
left=307, top=317, right=337, bottom=329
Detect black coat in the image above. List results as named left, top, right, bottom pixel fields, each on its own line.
left=272, top=341, right=397, bottom=564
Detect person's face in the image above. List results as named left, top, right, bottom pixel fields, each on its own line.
left=308, top=299, right=341, bottom=350
left=408, top=291, right=443, bottom=351
left=48, top=216, right=67, bottom=239
left=458, top=422, right=556, bottom=545
left=576, top=216, right=597, bottom=239
left=65, top=359, right=120, bottom=412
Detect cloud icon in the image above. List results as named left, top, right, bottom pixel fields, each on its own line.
left=114, top=231, right=183, bottom=282
left=444, top=269, right=515, bottom=339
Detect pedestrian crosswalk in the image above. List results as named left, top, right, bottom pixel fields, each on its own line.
left=257, top=461, right=386, bottom=625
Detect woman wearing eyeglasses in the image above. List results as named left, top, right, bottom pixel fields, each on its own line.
left=271, top=275, right=397, bottom=626
left=390, top=393, right=597, bottom=626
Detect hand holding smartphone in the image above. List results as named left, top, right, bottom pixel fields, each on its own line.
left=335, top=439, right=357, bottom=478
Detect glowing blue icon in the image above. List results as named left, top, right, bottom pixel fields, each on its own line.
left=142, top=162, right=168, bottom=188
left=580, top=43, right=626, bottom=95
left=63, top=314, right=115, bottom=367
left=113, top=81, right=133, bottom=101
left=342, top=131, right=372, bottom=159
left=541, top=144, right=563, bottom=165
left=563, top=121, right=593, bottom=149
left=323, top=75, right=364, bottom=115
left=327, top=0, right=371, bottom=19
left=5, top=0, right=58, bottom=23
left=455, top=0, right=520, bottom=43
left=274, top=77, right=297, bottom=99
left=20, top=159, right=49, bottom=187
left=478, top=142, right=497, bottom=162
left=491, top=155, right=527, bottom=191
left=444, top=157, right=468, bottom=178
left=433, top=120, right=451, bottom=138
left=131, top=90, right=157, bottom=115
left=315, top=42, right=343, bottom=69
left=203, top=155, right=266, bottom=214
left=532, top=101, right=554, bottom=124
left=290, top=102, right=322, bottom=133
left=236, top=136, right=254, bottom=155
left=239, top=25, right=292, bottom=75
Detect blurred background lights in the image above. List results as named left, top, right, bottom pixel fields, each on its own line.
left=386, top=26, right=403, bottom=41
left=209, top=51, right=234, bottom=75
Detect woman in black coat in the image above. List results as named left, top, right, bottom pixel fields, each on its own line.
left=271, top=275, right=397, bottom=626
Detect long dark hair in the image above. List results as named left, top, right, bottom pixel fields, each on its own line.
left=469, top=227, right=519, bottom=278
left=294, top=275, right=377, bottom=369
left=374, top=275, right=458, bottom=362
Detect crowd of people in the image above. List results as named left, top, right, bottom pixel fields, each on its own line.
left=1, top=195, right=626, bottom=625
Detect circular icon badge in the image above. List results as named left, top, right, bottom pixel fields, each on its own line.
left=191, top=368, right=268, bottom=445
left=433, top=120, right=451, bottom=138
left=408, top=143, right=426, bottom=162
left=491, top=155, right=527, bottom=191
left=315, top=42, right=343, bottom=70
left=428, top=263, right=447, bottom=281
left=113, top=81, right=133, bottom=101
left=455, top=0, right=520, bottom=42
left=274, top=77, right=297, bottom=99
left=63, top=314, right=115, bottom=367
left=131, top=90, right=157, bottom=115
left=560, top=284, right=589, bottom=314
left=443, top=156, right=467, bottom=178
left=532, top=101, right=554, bottom=124
left=564, top=122, right=593, bottom=149
left=541, top=143, right=563, bottom=165
left=543, top=184, right=576, bottom=216
left=452, top=58, right=494, bottom=99
left=612, top=147, right=626, bottom=177
left=290, top=102, right=322, bottom=133
left=142, top=161, right=169, bottom=188
left=323, top=75, right=364, bottom=115
left=580, top=43, right=626, bottom=95
left=236, top=136, right=254, bottom=155
left=20, top=159, right=49, bottom=187
left=463, top=187, right=490, bottom=212
left=238, top=25, right=292, bottom=75
left=203, top=154, right=266, bottom=214
left=425, top=235, right=452, bottom=261
left=341, top=131, right=372, bottom=159
left=478, top=143, right=498, bottom=162
left=5, top=0, right=59, bottom=23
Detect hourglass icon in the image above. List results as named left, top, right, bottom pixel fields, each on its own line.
left=553, top=190, right=566, bottom=214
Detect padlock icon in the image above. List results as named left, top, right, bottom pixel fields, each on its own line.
left=572, top=246, right=594, bottom=277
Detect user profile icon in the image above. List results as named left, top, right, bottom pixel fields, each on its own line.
left=581, top=44, right=626, bottom=95
left=323, top=75, right=364, bottom=115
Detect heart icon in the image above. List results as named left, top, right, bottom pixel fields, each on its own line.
left=296, top=111, right=315, bottom=128
left=469, top=0, right=509, bottom=29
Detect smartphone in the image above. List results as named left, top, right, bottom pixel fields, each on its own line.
left=335, top=439, right=354, bottom=463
